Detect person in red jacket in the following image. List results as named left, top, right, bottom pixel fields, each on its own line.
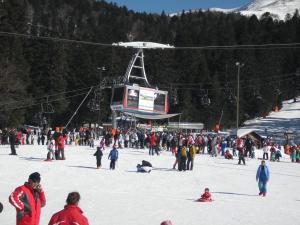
left=9, top=172, right=46, bottom=225
left=48, top=192, right=89, bottom=225
left=150, top=133, right=159, bottom=155
left=197, top=187, right=213, bottom=202
left=57, top=134, right=67, bottom=160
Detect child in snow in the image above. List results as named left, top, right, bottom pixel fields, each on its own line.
left=46, top=139, right=55, bottom=161
left=94, top=146, right=103, bottom=169
left=224, top=149, right=233, bottom=159
left=256, top=160, right=270, bottom=196
left=197, top=188, right=212, bottom=202
left=108, top=145, right=119, bottom=170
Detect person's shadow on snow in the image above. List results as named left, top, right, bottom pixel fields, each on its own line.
left=212, top=191, right=257, bottom=197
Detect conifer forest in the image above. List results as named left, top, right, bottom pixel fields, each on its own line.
left=0, top=0, right=299, bottom=129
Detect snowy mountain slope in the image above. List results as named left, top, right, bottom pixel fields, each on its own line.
left=170, top=0, right=299, bottom=20
left=238, top=96, right=300, bottom=143
left=239, top=0, right=300, bottom=20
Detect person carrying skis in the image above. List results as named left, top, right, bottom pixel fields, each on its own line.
left=256, top=160, right=270, bottom=197
left=108, top=145, right=119, bottom=170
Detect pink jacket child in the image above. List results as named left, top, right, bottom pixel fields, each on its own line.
left=197, top=188, right=213, bottom=202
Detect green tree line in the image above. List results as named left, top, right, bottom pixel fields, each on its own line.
left=0, top=0, right=299, bottom=129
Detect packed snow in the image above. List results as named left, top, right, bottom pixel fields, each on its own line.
left=1, top=98, right=300, bottom=225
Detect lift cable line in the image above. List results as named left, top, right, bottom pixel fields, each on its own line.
left=65, top=87, right=93, bottom=128
left=0, top=86, right=95, bottom=107
left=0, top=73, right=296, bottom=109
left=0, top=91, right=89, bottom=112
left=0, top=31, right=300, bottom=50
left=0, top=73, right=295, bottom=112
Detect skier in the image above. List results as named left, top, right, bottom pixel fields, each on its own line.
left=9, top=172, right=46, bottom=225
left=197, top=187, right=213, bottom=202
left=256, top=160, right=270, bottom=197
left=48, top=192, right=89, bottom=225
left=108, top=145, right=119, bottom=170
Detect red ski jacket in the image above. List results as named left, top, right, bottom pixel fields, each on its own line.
left=57, top=135, right=67, bottom=150
left=197, top=192, right=212, bottom=202
left=9, top=183, right=46, bottom=225
left=150, top=134, right=157, bottom=146
left=48, top=205, right=89, bottom=225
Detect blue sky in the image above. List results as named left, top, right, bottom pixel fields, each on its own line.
left=105, top=0, right=251, bottom=14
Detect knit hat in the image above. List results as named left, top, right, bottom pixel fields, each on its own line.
left=29, top=172, right=41, bottom=183
left=160, top=220, right=172, bottom=225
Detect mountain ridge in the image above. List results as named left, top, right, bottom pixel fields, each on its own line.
left=170, top=0, right=300, bottom=20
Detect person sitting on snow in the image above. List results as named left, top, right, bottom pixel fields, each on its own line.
left=160, top=220, right=172, bottom=225
left=197, top=187, right=213, bottom=202
left=137, top=160, right=152, bottom=173
left=224, top=149, right=233, bottom=159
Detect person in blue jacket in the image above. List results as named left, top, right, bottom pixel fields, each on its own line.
left=108, top=145, right=119, bottom=170
left=256, top=160, right=270, bottom=197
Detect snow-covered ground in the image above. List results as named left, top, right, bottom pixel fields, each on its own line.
left=1, top=98, right=300, bottom=225
left=0, top=144, right=300, bottom=225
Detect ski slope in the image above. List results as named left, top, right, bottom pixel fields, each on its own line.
left=239, top=97, right=300, bottom=144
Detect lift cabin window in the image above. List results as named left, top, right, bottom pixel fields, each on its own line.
left=112, top=87, right=124, bottom=105
left=154, top=93, right=165, bottom=112
left=127, top=89, right=139, bottom=108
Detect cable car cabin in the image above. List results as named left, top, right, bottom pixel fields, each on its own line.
left=111, top=84, right=168, bottom=115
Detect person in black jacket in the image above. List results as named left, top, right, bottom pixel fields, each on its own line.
left=93, top=146, right=103, bottom=169
left=9, top=129, right=17, bottom=155
left=137, top=160, right=152, bottom=173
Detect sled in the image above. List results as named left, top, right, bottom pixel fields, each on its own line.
left=196, top=198, right=213, bottom=202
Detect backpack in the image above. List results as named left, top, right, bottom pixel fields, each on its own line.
left=181, top=147, right=187, bottom=157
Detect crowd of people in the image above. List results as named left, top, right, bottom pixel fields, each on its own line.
left=2, top=126, right=300, bottom=166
